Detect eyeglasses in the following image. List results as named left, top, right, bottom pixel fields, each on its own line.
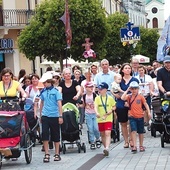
left=132, top=63, right=139, bottom=64
left=3, top=74, right=11, bottom=77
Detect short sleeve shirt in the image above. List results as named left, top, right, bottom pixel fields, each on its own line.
left=94, top=95, right=116, bottom=123
left=0, top=80, right=19, bottom=97
left=40, top=87, right=62, bottom=117
left=157, top=67, right=170, bottom=96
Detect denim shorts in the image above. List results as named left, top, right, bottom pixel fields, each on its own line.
left=129, top=117, right=144, bottom=134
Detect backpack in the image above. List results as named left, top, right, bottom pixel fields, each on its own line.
left=83, top=93, right=97, bottom=105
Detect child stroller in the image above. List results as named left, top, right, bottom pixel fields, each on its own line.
left=61, top=103, right=86, bottom=154
left=111, top=117, right=120, bottom=143
left=160, top=95, right=170, bottom=147
left=0, top=99, right=33, bottom=168
left=150, top=96, right=164, bottom=137
left=24, top=98, right=39, bottom=146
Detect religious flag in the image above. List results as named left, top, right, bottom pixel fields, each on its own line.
left=157, top=16, right=170, bottom=61
left=60, top=0, right=72, bottom=49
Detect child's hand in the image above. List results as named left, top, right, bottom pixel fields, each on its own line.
left=102, top=114, right=107, bottom=120
left=96, top=114, right=100, bottom=118
left=148, top=112, right=152, bottom=120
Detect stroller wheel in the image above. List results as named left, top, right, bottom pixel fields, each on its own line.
left=151, top=123, right=156, bottom=137
left=78, top=144, right=81, bottom=153
left=24, top=134, right=32, bottom=164
left=81, top=143, right=86, bottom=153
left=0, top=153, right=2, bottom=169
left=161, top=134, right=165, bottom=148
left=62, top=144, right=66, bottom=154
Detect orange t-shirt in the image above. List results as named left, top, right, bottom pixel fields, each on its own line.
left=127, top=94, right=146, bottom=118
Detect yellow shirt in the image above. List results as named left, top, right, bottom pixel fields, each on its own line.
left=95, top=95, right=116, bottom=123
left=0, top=80, right=20, bottom=97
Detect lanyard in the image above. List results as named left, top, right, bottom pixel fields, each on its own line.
left=3, top=81, right=11, bottom=97
left=140, top=75, right=145, bottom=88
left=100, top=95, right=108, bottom=113
left=129, top=94, right=138, bottom=110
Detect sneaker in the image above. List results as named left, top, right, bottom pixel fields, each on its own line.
left=103, top=149, right=109, bottom=156
left=147, top=124, right=151, bottom=131
left=90, top=143, right=96, bottom=150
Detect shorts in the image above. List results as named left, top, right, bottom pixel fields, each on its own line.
left=129, top=117, right=144, bottom=134
left=41, top=116, right=60, bottom=142
left=116, top=108, right=128, bottom=123
left=98, top=122, right=112, bottom=132
left=143, top=95, right=151, bottom=110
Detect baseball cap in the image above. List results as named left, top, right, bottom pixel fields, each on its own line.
left=129, top=81, right=139, bottom=88
left=98, top=82, right=109, bottom=90
left=85, top=82, right=94, bottom=87
left=163, top=55, right=170, bottom=63
left=39, top=72, right=53, bottom=82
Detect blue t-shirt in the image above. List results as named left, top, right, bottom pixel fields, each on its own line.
left=40, top=86, right=62, bottom=117
left=116, top=77, right=139, bottom=108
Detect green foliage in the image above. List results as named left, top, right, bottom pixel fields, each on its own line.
left=105, top=12, right=129, bottom=65
left=18, top=0, right=109, bottom=67
left=105, top=13, right=160, bottom=65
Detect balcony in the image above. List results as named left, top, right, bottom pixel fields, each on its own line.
left=0, top=9, right=35, bottom=28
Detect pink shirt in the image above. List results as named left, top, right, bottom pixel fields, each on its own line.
left=84, top=93, right=95, bottom=114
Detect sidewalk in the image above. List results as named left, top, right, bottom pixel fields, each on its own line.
left=1, top=126, right=170, bottom=170
left=92, top=129, right=170, bottom=170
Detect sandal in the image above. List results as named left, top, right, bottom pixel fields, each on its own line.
left=129, top=140, right=134, bottom=148
left=139, top=146, right=145, bottom=152
left=124, top=142, right=129, bottom=148
left=131, top=146, right=137, bottom=153
left=43, top=154, right=50, bottom=163
left=54, top=154, right=61, bottom=161
left=96, top=140, right=101, bottom=148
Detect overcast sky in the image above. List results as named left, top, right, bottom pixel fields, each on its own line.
left=164, top=0, right=170, bottom=19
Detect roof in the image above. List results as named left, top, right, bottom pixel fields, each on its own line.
left=145, top=0, right=164, bottom=5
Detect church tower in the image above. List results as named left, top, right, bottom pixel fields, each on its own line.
left=145, top=0, right=165, bottom=34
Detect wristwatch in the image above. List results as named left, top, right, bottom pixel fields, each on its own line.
left=59, top=115, right=63, bottom=118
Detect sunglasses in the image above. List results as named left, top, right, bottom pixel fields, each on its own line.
left=53, top=76, right=60, bottom=80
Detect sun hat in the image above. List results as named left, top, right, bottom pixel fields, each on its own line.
left=85, top=82, right=94, bottom=87
left=163, top=55, right=170, bottom=63
left=98, top=82, right=109, bottom=90
left=129, top=81, right=139, bottom=88
left=39, top=72, right=53, bottom=82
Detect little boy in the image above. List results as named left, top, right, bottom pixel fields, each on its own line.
left=121, top=81, right=151, bottom=153
left=82, top=82, right=101, bottom=150
left=94, top=82, right=116, bottom=157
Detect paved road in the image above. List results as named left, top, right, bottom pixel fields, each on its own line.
left=1, top=125, right=170, bottom=170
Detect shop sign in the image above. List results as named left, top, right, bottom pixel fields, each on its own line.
left=0, top=39, right=14, bottom=54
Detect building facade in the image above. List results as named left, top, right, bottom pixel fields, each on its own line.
left=121, top=0, right=147, bottom=27
left=0, top=0, right=44, bottom=76
left=145, top=0, right=165, bottom=34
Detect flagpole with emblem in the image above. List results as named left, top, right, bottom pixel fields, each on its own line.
left=60, top=0, right=72, bottom=67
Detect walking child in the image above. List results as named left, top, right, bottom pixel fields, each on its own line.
left=82, top=82, right=101, bottom=150
left=39, top=72, right=63, bottom=162
left=94, top=82, right=116, bottom=156
left=121, top=81, right=151, bottom=153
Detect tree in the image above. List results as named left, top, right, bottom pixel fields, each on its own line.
left=105, top=13, right=160, bottom=64
left=105, top=12, right=129, bottom=64
left=18, top=0, right=109, bottom=70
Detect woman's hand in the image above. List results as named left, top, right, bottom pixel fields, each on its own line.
left=73, top=95, right=79, bottom=101
left=59, top=117, right=63, bottom=124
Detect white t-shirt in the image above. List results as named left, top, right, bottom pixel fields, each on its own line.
left=25, top=85, right=40, bottom=100
left=136, top=74, right=153, bottom=96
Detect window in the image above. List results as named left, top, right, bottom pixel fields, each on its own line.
left=152, top=7, right=158, bottom=14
